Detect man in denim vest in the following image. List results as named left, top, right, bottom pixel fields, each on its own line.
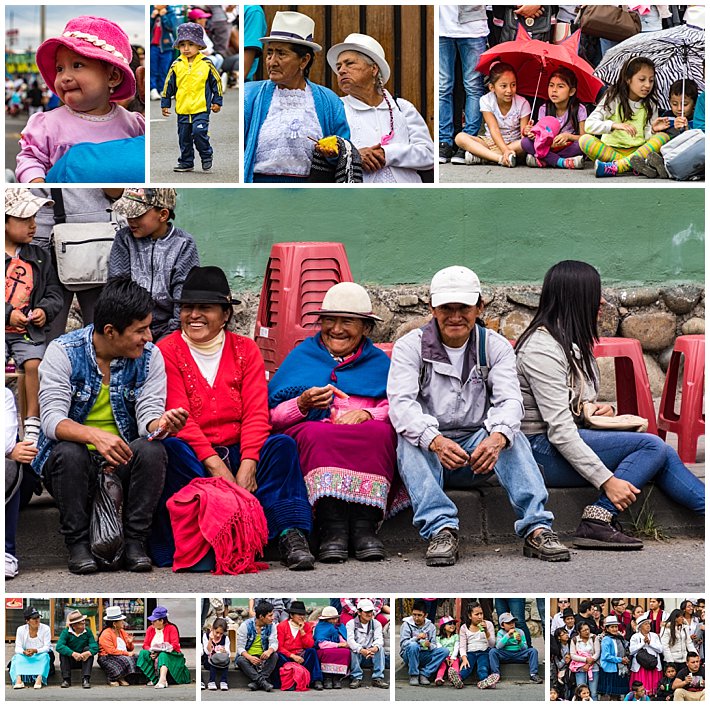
left=236, top=601, right=279, bottom=692
left=32, top=278, right=188, bottom=574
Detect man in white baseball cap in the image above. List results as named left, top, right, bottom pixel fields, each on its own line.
left=345, top=599, right=388, bottom=690
left=387, top=265, right=570, bottom=567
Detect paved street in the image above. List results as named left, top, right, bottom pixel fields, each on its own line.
left=149, top=88, right=238, bottom=183
left=5, top=112, right=27, bottom=179
left=438, top=159, right=704, bottom=184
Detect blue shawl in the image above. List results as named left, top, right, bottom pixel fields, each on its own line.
left=314, top=620, right=347, bottom=646
left=267, top=333, right=390, bottom=420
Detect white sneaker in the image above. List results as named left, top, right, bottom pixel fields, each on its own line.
left=150, top=88, right=161, bottom=101
left=220, top=682, right=229, bottom=691
left=464, top=151, right=483, bottom=165
left=207, top=682, right=217, bottom=690
left=23, top=416, right=41, bottom=446
left=221, top=72, right=229, bottom=92
left=526, top=154, right=541, bottom=167
left=5, top=552, right=18, bottom=579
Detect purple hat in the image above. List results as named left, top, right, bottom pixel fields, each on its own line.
left=174, top=22, right=207, bottom=50
left=148, top=605, right=169, bottom=622
left=36, top=16, right=135, bottom=102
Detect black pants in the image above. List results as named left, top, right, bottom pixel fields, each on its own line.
left=43, top=438, right=167, bottom=547
left=236, top=653, right=278, bottom=684
left=59, top=653, right=94, bottom=680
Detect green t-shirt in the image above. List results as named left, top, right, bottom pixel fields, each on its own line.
left=248, top=634, right=263, bottom=656
left=84, top=384, right=120, bottom=451
left=602, top=101, right=648, bottom=150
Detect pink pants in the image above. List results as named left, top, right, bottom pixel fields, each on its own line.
left=436, top=658, right=461, bottom=682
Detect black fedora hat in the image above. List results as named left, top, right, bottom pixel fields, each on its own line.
left=177, top=266, right=240, bottom=305
left=287, top=601, right=307, bottom=616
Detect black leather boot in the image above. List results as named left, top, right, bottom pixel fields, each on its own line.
left=349, top=504, right=385, bottom=561
left=278, top=529, right=315, bottom=570
left=316, top=498, right=349, bottom=563
left=68, top=543, right=98, bottom=574
left=125, top=540, right=153, bottom=572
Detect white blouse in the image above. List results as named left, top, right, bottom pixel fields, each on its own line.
left=15, top=623, right=52, bottom=654
left=341, top=90, right=434, bottom=183
left=255, top=84, right=323, bottom=176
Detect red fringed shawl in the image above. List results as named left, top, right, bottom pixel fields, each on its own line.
left=167, top=477, right=269, bottom=574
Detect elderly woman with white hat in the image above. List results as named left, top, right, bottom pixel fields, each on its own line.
left=629, top=616, right=663, bottom=696
left=328, top=33, right=434, bottom=182
left=314, top=605, right=351, bottom=689
left=97, top=606, right=138, bottom=686
left=268, top=282, right=407, bottom=565
left=244, top=11, right=350, bottom=183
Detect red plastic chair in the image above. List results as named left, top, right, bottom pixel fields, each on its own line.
left=254, top=242, right=353, bottom=377
left=592, top=337, right=658, bottom=435
left=657, top=334, right=705, bottom=464
left=374, top=342, right=394, bottom=358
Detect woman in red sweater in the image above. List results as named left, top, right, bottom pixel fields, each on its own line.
left=148, top=267, right=314, bottom=571
left=276, top=601, right=324, bottom=690
left=136, top=606, right=190, bottom=688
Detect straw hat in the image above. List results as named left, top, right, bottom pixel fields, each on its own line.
left=316, top=282, right=382, bottom=321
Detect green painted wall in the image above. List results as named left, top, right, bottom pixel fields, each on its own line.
left=175, top=188, right=704, bottom=290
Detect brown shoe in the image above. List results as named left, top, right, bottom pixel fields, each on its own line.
left=573, top=506, right=643, bottom=550
left=426, top=528, right=459, bottom=566
left=523, top=528, right=570, bottom=562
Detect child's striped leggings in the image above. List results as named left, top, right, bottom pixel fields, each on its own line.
left=579, top=133, right=670, bottom=173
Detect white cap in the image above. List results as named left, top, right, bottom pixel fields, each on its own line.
left=357, top=599, right=375, bottom=612
left=430, top=266, right=482, bottom=308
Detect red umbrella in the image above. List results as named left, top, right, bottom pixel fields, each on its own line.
left=476, top=25, right=604, bottom=105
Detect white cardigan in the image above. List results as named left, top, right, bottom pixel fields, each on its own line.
left=14, top=623, right=52, bottom=654
left=630, top=631, right=663, bottom=672
left=660, top=624, right=695, bottom=663
left=341, top=90, right=434, bottom=183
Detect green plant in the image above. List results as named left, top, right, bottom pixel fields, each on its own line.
left=627, top=487, right=671, bottom=542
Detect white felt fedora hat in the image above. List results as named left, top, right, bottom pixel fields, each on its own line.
left=315, top=282, right=382, bottom=321
left=327, top=33, right=391, bottom=84
left=260, top=11, right=322, bottom=52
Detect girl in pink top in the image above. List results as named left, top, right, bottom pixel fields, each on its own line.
left=16, top=15, right=144, bottom=183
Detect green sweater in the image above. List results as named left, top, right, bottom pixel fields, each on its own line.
left=56, top=627, right=99, bottom=656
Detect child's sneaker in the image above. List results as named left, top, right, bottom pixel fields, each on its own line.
left=498, top=153, right=516, bottom=167
left=174, top=164, right=194, bottom=172
left=594, top=159, right=618, bottom=177
left=646, top=152, right=669, bottom=179
left=450, top=148, right=467, bottom=165
left=23, top=416, right=41, bottom=446
left=219, top=682, right=229, bottom=691
left=150, top=88, right=161, bottom=101
left=629, top=154, right=657, bottom=178
left=202, top=159, right=213, bottom=172
left=207, top=682, right=217, bottom=690
left=530, top=673, right=543, bottom=684
left=448, top=667, right=464, bottom=689
left=434, top=678, right=444, bottom=686
left=464, top=151, right=483, bottom=165
left=477, top=673, right=500, bottom=689
left=525, top=154, right=543, bottom=167
left=563, top=156, right=585, bottom=170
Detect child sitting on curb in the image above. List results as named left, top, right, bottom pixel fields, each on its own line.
left=489, top=612, right=543, bottom=684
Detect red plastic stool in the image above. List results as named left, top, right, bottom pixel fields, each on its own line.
left=374, top=342, right=394, bottom=358
left=592, top=337, right=658, bottom=435
left=254, top=242, right=353, bottom=377
left=657, top=334, right=705, bottom=464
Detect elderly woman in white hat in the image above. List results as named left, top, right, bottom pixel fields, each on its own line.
left=244, top=11, right=350, bottom=183
left=314, top=605, right=351, bottom=689
left=268, top=282, right=407, bottom=565
left=97, top=606, right=137, bottom=686
left=327, top=33, right=434, bottom=183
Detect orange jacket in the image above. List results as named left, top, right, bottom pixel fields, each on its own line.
left=99, top=628, right=135, bottom=656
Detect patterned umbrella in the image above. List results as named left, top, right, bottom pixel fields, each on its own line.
left=594, top=25, right=705, bottom=111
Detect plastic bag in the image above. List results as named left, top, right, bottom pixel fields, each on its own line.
left=89, top=470, right=125, bottom=569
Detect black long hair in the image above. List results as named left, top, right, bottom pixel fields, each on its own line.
left=515, top=261, right=601, bottom=380
left=664, top=609, right=685, bottom=647
left=603, top=56, right=659, bottom=126
left=544, top=67, right=582, bottom=135
left=291, top=43, right=315, bottom=79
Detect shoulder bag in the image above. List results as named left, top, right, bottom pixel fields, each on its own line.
left=578, top=5, right=642, bottom=42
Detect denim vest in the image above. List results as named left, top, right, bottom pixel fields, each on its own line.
left=33, top=324, right=155, bottom=474
left=244, top=618, right=273, bottom=654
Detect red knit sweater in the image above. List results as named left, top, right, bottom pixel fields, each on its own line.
left=158, top=331, right=270, bottom=462
left=277, top=620, right=315, bottom=658
left=142, top=623, right=182, bottom=652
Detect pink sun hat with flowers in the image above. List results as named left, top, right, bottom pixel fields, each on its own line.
left=36, top=16, right=136, bottom=102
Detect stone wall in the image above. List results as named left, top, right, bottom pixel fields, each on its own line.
left=67, top=283, right=703, bottom=400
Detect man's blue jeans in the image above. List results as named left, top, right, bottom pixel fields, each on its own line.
left=488, top=646, right=539, bottom=676
left=439, top=36, right=488, bottom=144
left=350, top=649, right=385, bottom=680
left=459, top=650, right=490, bottom=681
left=494, top=598, right=531, bottom=646
left=397, top=429, right=554, bottom=541
left=400, top=643, right=449, bottom=677
left=528, top=430, right=705, bottom=516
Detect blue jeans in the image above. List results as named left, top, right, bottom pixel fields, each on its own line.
left=459, top=650, right=490, bottom=681
left=150, top=44, right=174, bottom=91
left=397, top=428, right=554, bottom=540
left=488, top=646, right=539, bottom=676
left=177, top=112, right=213, bottom=167
left=439, top=36, right=488, bottom=144
left=400, top=643, right=449, bottom=677
left=494, top=599, right=531, bottom=646
left=528, top=430, right=705, bottom=516
left=575, top=669, right=599, bottom=700
left=536, top=598, right=545, bottom=626
left=350, top=649, right=385, bottom=680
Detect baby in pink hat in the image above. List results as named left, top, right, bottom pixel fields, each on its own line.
left=16, top=15, right=145, bottom=183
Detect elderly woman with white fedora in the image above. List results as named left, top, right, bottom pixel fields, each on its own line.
left=268, top=282, right=407, bottom=564
left=328, top=33, right=434, bottom=183
left=244, top=11, right=350, bottom=183
left=97, top=606, right=138, bottom=686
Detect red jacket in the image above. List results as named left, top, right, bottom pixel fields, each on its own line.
left=142, top=623, right=182, bottom=652
left=158, top=331, right=270, bottom=462
left=277, top=620, right=315, bottom=658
